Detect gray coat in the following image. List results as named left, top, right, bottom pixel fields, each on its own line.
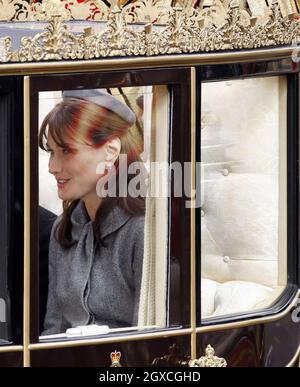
left=42, top=201, right=145, bottom=335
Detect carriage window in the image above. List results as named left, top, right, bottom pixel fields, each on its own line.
left=38, top=85, right=170, bottom=339
left=200, top=76, right=287, bottom=320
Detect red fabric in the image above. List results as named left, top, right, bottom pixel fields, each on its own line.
left=63, top=0, right=102, bottom=20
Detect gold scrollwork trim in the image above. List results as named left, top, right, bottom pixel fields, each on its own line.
left=1, top=2, right=300, bottom=63
left=1, top=0, right=298, bottom=24
left=0, top=0, right=109, bottom=21
left=0, top=46, right=295, bottom=76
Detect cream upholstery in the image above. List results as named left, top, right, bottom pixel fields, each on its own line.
left=201, top=77, right=287, bottom=318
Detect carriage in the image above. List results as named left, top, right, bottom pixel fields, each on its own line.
left=0, top=0, right=299, bottom=367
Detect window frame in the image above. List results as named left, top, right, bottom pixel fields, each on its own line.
left=196, top=60, right=299, bottom=327
left=28, top=68, right=193, bottom=343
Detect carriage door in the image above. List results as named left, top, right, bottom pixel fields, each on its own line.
left=25, top=67, right=195, bottom=367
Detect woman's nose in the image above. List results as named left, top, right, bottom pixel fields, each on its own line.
left=48, top=155, right=62, bottom=174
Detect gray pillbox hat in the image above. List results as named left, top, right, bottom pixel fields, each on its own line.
left=63, top=89, right=136, bottom=126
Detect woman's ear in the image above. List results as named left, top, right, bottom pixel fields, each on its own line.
left=105, top=137, right=121, bottom=163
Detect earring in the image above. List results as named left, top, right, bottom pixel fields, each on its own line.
left=106, top=162, right=113, bottom=171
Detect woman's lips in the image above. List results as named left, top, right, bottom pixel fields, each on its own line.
left=57, top=179, right=70, bottom=189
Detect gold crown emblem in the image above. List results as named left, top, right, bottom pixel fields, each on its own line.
left=110, top=350, right=122, bottom=367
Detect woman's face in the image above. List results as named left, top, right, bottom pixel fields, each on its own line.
left=47, top=133, right=107, bottom=202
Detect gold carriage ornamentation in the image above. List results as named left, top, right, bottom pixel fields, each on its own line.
left=1, top=0, right=300, bottom=62
left=189, top=345, right=227, bottom=367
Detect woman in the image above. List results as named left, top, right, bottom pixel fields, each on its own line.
left=40, top=89, right=146, bottom=335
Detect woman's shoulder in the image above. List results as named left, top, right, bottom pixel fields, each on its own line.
left=110, top=205, right=145, bottom=240
left=120, top=212, right=145, bottom=247
left=127, top=212, right=145, bottom=224
left=125, top=212, right=145, bottom=231
left=48, top=213, right=63, bottom=246
left=52, top=212, right=63, bottom=230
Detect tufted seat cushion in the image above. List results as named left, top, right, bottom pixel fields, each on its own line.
left=201, top=278, right=279, bottom=318
left=201, top=77, right=287, bottom=318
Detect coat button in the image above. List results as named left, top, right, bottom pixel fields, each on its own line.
left=221, top=168, right=229, bottom=176
left=223, top=256, right=230, bottom=263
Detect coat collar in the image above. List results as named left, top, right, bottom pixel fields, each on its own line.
left=70, top=200, right=131, bottom=241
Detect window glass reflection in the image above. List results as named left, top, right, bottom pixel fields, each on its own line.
left=0, top=296, right=8, bottom=344
left=201, top=76, right=287, bottom=319
left=38, top=85, right=170, bottom=339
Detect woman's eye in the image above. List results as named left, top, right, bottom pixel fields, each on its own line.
left=62, top=148, right=71, bottom=155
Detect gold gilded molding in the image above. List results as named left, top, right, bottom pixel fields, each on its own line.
left=0, top=0, right=31, bottom=21
left=31, top=0, right=71, bottom=21
left=278, top=0, right=298, bottom=18
left=0, top=0, right=108, bottom=21
left=189, top=345, right=227, bottom=367
left=247, top=0, right=268, bottom=17
left=0, top=0, right=299, bottom=23
left=122, top=0, right=172, bottom=24
left=0, top=37, right=12, bottom=62
left=1, top=1, right=300, bottom=63
left=0, top=0, right=169, bottom=21
left=17, top=15, right=86, bottom=61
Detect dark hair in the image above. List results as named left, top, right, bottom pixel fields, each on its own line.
left=39, top=98, right=145, bottom=248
